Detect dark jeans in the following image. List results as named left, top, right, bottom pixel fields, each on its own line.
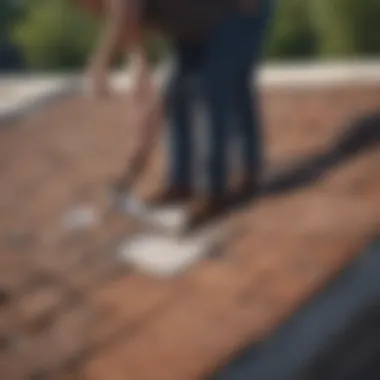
left=166, top=3, right=274, bottom=194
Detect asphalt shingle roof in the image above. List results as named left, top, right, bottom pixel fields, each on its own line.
left=0, top=83, right=379, bottom=380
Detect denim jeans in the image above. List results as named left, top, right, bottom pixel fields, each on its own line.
left=166, top=2, right=274, bottom=194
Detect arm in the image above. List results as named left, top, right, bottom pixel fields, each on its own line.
left=89, top=0, right=144, bottom=70
left=87, top=0, right=154, bottom=102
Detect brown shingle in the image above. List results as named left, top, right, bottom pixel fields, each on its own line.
left=0, top=83, right=379, bottom=379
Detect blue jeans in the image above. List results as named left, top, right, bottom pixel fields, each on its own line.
left=166, top=3, right=274, bottom=194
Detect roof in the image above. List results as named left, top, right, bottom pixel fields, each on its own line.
left=0, top=80, right=379, bottom=380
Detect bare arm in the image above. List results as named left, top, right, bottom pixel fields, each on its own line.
left=90, top=0, right=145, bottom=70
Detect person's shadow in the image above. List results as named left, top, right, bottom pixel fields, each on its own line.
left=192, top=111, right=380, bottom=233
left=261, top=111, right=380, bottom=196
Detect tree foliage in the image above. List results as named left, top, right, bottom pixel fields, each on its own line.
left=13, top=0, right=100, bottom=70
left=8, top=0, right=380, bottom=69
left=0, top=0, right=25, bottom=37
left=266, top=0, right=318, bottom=59
left=312, top=0, right=380, bottom=57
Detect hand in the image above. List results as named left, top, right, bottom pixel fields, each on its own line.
left=85, top=65, right=112, bottom=99
left=130, top=60, right=156, bottom=103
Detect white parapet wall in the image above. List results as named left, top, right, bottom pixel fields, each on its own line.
left=0, top=74, right=82, bottom=125
left=260, top=60, right=380, bottom=88
left=1, top=60, right=380, bottom=125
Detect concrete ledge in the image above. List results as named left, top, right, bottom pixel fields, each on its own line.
left=1, top=60, right=380, bottom=125
left=260, top=60, right=380, bottom=88
left=0, top=75, right=82, bottom=126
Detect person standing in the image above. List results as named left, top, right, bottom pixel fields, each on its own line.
left=76, top=0, right=275, bottom=228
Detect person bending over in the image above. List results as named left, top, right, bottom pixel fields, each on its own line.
left=76, top=0, right=275, bottom=228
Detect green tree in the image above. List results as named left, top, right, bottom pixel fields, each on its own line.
left=312, top=0, right=380, bottom=57
left=10, top=0, right=380, bottom=69
left=13, top=0, right=100, bottom=70
left=0, top=0, right=24, bottom=37
left=266, top=0, right=318, bottom=59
